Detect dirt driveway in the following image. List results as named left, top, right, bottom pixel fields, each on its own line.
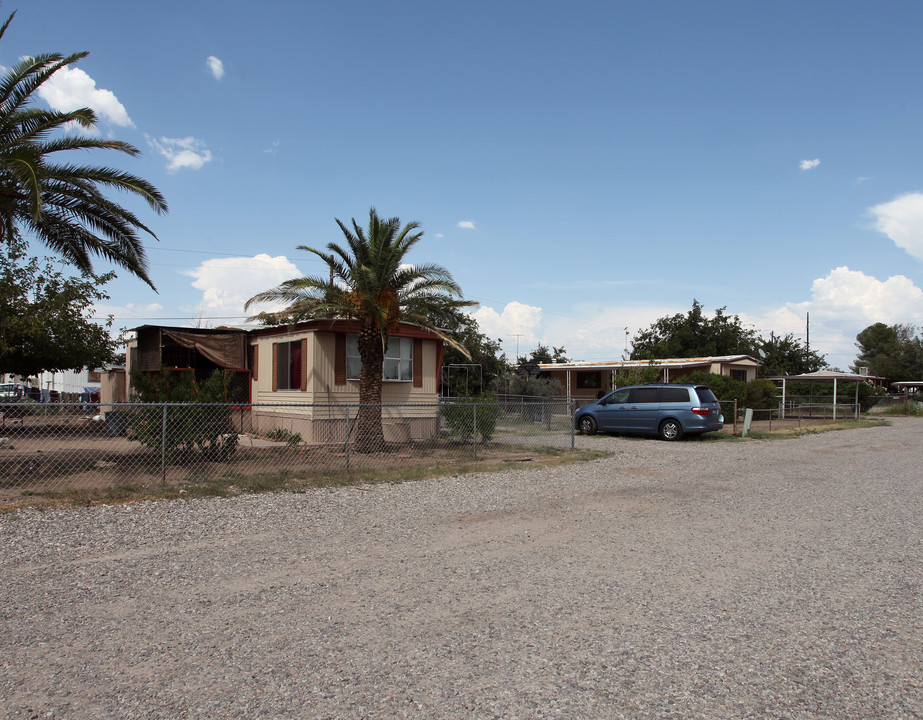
left=1, top=418, right=921, bottom=719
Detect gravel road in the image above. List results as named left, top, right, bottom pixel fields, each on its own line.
left=2, top=418, right=922, bottom=719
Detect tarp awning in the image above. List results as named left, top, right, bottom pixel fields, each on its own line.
left=162, top=329, right=247, bottom=369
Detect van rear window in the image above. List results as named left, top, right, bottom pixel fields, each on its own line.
left=694, top=386, right=718, bottom=403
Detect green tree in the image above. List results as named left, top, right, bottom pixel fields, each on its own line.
left=757, top=333, right=826, bottom=377
left=494, top=371, right=564, bottom=398
left=853, top=323, right=923, bottom=381
left=630, top=300, right=759, bottom=360
left=129, top=367, right=243, bottom=463
left=0, top=232, right=117, bottom=377
left=438, top=310, right=507, bottom=396
left=0, top=9, right=167, bottom=288
left=674, top=370, right=777, bottom=414
left=246, top=208, right=474, bottom=452
left=518, top=343, right=568, bottom=364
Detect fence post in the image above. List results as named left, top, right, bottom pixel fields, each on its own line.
left=733, top=399, right=738, bottom=435
left=472, top=403, right=478, bottom=461
left=344, top=404, right=350, bottom=471
left=160, top=404, right=168, bottom=485
left=570, top=399, right=576, bottom=451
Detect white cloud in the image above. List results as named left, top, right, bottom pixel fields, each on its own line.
left=186, top=254, right=301, bottom=318
left=457, top=220, right=476, bottom=230
left=800, top=158, right=821, bottom=171
left=743, top=266, right=923, bottom=370
left=206, top=56, right=225, bottom=80
left=147, top=135, right=213, bottom=172
left=471, top=301, right=543, bottom=353
left=473, top=267, right=923, bottom=372
left=433, top=232, right=444, bottom=239
left=869, top=191, right=923, bottom=262
left=37, top=65, right=132, bottom=127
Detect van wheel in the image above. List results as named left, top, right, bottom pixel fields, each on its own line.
left=658, top=419, right=683, bottom=441
left=578, top=416, right=597, bottom=435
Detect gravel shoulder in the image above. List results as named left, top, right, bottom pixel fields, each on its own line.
left=2, top=418, right=922, bottom=719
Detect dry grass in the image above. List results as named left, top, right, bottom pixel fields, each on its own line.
left=0, top=443, right=608, bottom=512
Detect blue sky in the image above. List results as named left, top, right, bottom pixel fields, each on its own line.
left=6, top=0, right=923, bottom=371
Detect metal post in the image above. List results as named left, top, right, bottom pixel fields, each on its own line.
left=570, top=399, right=575, bottom=451
left=161, top=404, right=168, bottom=485
left=344, top=405, right=350, bottom=471
left=472, top=403, right=478, bottom=461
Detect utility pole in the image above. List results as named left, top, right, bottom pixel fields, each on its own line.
left=806, top=312, right=810, bottom=354
left=511, top=333, right=524, bottom=362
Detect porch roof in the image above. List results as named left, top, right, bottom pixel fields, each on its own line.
left=537, top=355, right=762, bottom=372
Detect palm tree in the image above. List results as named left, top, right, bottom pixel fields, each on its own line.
left=246, top=208, right=475, bottom=451
left=0, top=10, right=167, bottom=288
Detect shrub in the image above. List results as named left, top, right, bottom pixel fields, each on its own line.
left=128, top=368, right=244, bottom=463
left=670, top=371, right=777, bottom=414
left=442, top=393, right=502, bottom=442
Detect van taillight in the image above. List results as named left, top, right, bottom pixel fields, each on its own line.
left=691, top=407, right=711, bottom=416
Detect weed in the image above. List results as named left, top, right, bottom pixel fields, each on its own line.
left=0, top=447, right=608, bottom=511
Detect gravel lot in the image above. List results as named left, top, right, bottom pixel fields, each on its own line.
left=2, top=418, right=921, bottom=719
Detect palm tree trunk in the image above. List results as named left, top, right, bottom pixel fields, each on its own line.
left=356, top=326, right=385, bottom=452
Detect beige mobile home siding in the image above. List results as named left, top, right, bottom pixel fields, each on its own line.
left=248, top=328, right=441, bottom=443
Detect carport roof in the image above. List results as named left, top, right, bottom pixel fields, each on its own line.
left=767, top=370, right=886, bottom=383
left=537, top=355, right=761, bottom=372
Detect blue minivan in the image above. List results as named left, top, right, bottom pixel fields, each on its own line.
left=574, top=383, right=723, bottom=440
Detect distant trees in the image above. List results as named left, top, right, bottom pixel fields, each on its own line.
left=518, top=343, right=568, bottom=364
left=630, top=300, right=759, bottom=360
left=630, top=300, right=825, bottom=377
left=439, top=311, right=507, bottom=396
left=853, top=323, right=923, bottom=381
left=756, top=333, right=826, bottom=377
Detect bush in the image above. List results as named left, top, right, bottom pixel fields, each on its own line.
left=128, top=368, right=244, bottom=463
left=442, top=393, right=502, bottom=442
left=670, top=371, right=777, bottom=414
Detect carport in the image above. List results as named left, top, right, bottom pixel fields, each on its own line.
left=772, top=370, right=883, bottom=420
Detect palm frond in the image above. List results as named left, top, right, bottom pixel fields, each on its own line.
left=0, top=15, right=165, bottom=287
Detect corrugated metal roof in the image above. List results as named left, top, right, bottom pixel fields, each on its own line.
left=536, top=355, right=761, bottom=371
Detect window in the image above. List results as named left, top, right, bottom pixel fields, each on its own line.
left=346, top=335, right=413, bottom=382
left=730, top=369, right=747, bottom=382
left=577, top=371, right=601, bottom=389
left=384, top=337, right=413, bottom=381
left=627, top=387, right=660, bottom=404
left=659, top=387, right=690, bottom=403
left=603, top=388, right=630, bottom=404
left=345, top=335, right=362, bottom=380
left=276, top=340, right=302, bottom=390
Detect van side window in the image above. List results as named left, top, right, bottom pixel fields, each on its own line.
left=627, top=387, right=660, bottom=403
left=659, top=387, right=690, bottom=403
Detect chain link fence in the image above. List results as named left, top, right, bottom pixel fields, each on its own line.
left=0, top=400, right=578, bottom=506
